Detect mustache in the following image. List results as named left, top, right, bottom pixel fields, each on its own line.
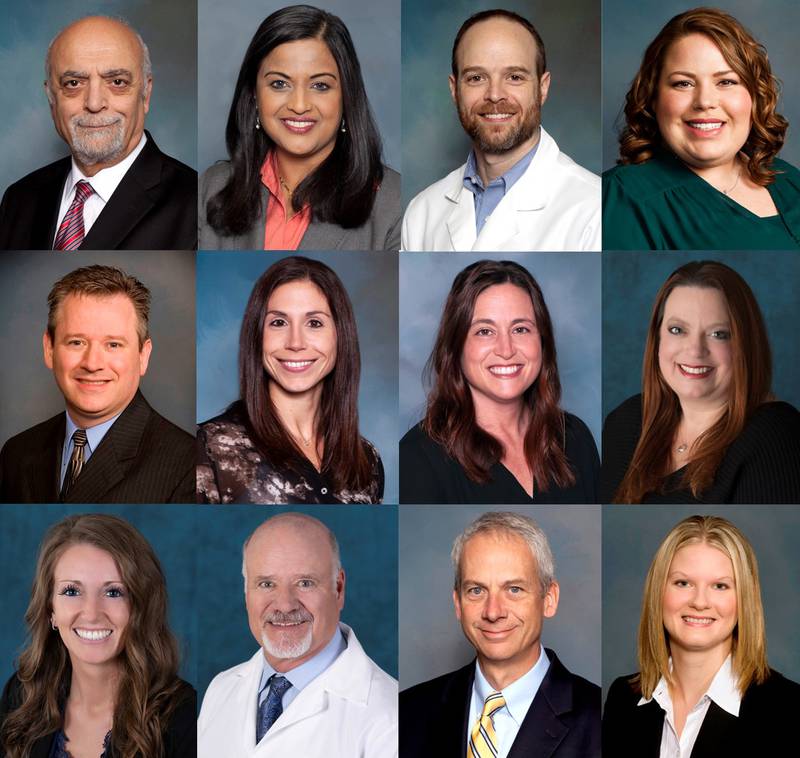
left=72, top=116, right=123, bottom=128
left=263, top=609, right=313, bottom=625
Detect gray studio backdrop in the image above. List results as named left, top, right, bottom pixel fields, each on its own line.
left=602, top=505, right=800, bottom=697
left=0, top=0, right=198, bottom=194
left=198, top=0, right=400, bottom=175
left=399, top=505, right=601, bottom=691
left=0, top=251, right=196, bottom=445
left=602, top=250, right=800, bottom=419
left=402, top=0, right=601, bottom=207
left=196, top=505, right=398, bottom=701
left=400, top=252, right=602, bottom=453
left=603, top=0, right=800, bottom=171
left=0, top=505, right=199, bottom=692
left=196, top=250, right=399, bottom=504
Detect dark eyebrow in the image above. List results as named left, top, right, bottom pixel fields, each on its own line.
left=667, top=69, right=736, bottom=77
left=263, top=70, right=292, bottom=79
left=266, top=309, right=332, bottom=318
left=100, top=68, right=134, bottom=78
left=470, top=317, right=535, bottom=326
left=59, top=70, right=90, bottom=79
left=309, top=72, right=337, bottom=80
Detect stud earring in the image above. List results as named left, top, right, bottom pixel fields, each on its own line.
left=340, top=118, right=346, bottom=134
left=255, top=115, right=261, bottom=131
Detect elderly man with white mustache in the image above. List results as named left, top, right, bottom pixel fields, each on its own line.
left=198, top=513, right=398, bottom=757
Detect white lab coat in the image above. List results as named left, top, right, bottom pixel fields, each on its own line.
left=198, top=624, right=397, bottom=758
left=401, top=127, right=600, bottom=251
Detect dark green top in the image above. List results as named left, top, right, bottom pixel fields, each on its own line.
left=602, top=152, right=800, bottom=250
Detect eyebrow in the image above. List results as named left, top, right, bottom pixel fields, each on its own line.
left=461, top=65, right=533, bottom=76
left=470, top=317, right=536, bottom=326
left=61, top=332, right=130, bottom=341
left=263, top=70, right=338, bottom=80
left=667, top=69, right=737, bottom=77
left=59, top=69, right=134, bottom=79
left=669, top=571, right=735, bottom=582
left=664, top=317, right=730, bottom=328
left=266, top=309, right=332, bottom=318
left=55, top=579, right=124, bottom=585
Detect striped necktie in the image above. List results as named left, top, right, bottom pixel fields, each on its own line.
left=54, top=180, right=94, bottom=250
left=468, top=691, right=506, bottom=758
left=59, top=428, right=88, bottom=502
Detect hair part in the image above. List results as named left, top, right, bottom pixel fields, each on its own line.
left=617, top=7, right=787, bottom=184
left=451, top=511, right=555, bottom=596
left=451, top=8, right=547, bottom=78
left=635, top=514, right=769, bottom=699
left=47, top=264, right=151, bottom=349
left=422, top=259, right=574, bottom=493
left=0, top=514, right=186, bottom=758
left=206, top=4, right=384, bottom=236
left=614, top=260, right=772, bottom=503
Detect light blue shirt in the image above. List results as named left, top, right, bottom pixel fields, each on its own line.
left=257, top=625, right=347, bottom=713
left=59, top=412, right=122, bottom=488
left=467, top=646, right=550, bottom=758
left=462, top=140, right=539, bottom=235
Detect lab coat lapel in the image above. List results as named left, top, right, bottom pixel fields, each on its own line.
left=444, top=181, right=478, bottom=251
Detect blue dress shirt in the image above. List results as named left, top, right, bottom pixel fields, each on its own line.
left=59, top=412, right=122, bottom=488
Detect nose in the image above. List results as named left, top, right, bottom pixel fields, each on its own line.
left=692, top=80, right=718, bottom=111
left=81, top=341, right=105, bottom=372
left=690, top=584, right=710, bottom=610
left=482, top=590, right=507, bottom=622
left=285, top=322, right=305, bottom=352
left=494, top=331, right=514, bottom=360
left=687, top=330, right=709, bottom=358
left=287, top=85, right=309, bottom=114
left=84, top=76, right=106, bottom=113
left=484, top=75, right=507, bottom=103
left=271, top=583, right=299, bottom=612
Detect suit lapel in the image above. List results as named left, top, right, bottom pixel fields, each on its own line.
left=32, top=163, right=68, bottom=249
left=431, top=662, right=474, bottom=756
left=691, top=701, right=737, bottom=756
left=299, top=218, right=348, bottom=250
left=20, top=414, right=63, bottom=502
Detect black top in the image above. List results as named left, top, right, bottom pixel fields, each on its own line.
left=0, top=673, right=196, bottom=758
left=603, top=670, right=800, bottom=757
left=399, top=413, right=599, bottom=504
left=600, top=394, right=800, bottom=504
left=196, top=404, right=384, bottom=504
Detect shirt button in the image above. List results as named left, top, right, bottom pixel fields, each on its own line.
left=321, top=487, right=328, bottom=495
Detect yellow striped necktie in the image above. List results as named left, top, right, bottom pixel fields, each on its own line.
left=468, top=691, right=506, bottom=758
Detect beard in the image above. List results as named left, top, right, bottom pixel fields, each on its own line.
left=456, top=96, right=540, bottom=155
left=260, top=609, right=314, bottom=660
left=68, top=115, right=126, bottom=166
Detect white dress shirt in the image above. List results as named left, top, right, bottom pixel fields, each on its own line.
left=638, top=656, right=740, bottom=758
left=53, top=133, right=147, bottom=244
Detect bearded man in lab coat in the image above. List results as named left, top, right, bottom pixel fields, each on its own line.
left=198, top=513, right=398, bottom=757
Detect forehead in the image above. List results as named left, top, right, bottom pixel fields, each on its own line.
left=662, top=285, right=729, bottom=322
left=456, top=17, right=538, bottom=70
left=267, top=279, right=331, bottom=312
left=54, top=293, right=139, bottom=333
left=662, top=33, right=731, bottom=72
left=460, top=530, right=538, bottom=579
left=54, top=542, right=122, bottom=578
left=472, top=283, right=535, bottom=320
left=50, top=18, right=142, bottom=75
left=669, top=541, right=734, bottom=575
left=246, top=520, right=334, bottom=575
left=259, top=37, right=339, bottom=76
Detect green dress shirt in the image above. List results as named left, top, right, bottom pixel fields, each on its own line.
left=602, top=151, right=800, bottom=250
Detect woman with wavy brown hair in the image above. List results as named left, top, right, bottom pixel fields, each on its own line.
left=601, top=260, right=800, bottom=503
left=0, top=514, right=195, bottom=758
left=400, top=259, right=598, bottom=504
left=603, top=7, right=800, bottom=250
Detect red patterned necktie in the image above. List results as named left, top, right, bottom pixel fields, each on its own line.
left=53, top=180, right=94, bottom=250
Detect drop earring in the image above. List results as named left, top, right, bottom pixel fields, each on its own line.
left=51, top=615, right=57, bottom=631
left=255, top=114, right=261, bottom=130
left=340, top=118, right=346, bottom=134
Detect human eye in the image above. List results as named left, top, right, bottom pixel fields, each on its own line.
left=307, top=318, right=324, bottom=329
left=667, top=325, right=684, bottom=335
left=257, top=579, right=275, bottom=589
left=673, top=579, right=690, bottom=587
left=61, top=78, right=82, bottom=90
left=464, top=73, right=485, bottom=84
left=268, top=317, right=287, bottom=328
left=268, top=79, right=289, bottom=91
left=58, top=584, right=81, bottom=597
left=105, top=585, right=126, bottom=598
left=718, top=77, right=739, bottom=87
left=464, top=585, right=483, bottom=597
left=710, top=329, right=730, bottom=340
left=712, top=581, right=731, bottom=590
left=297, top=579, right=316, bottom=589
left=671, top=79, right=693, bottom=89
left=107, top=341, right=123, bottom=349
left=474, top=327, right=494, bottom=337
left=507, top=585, right=524, bottom=594
left=512, top=325, right=530, bottom=334
left=507, top=73, right=527, bottom=83
left=310, top=81, right=331, bottom=91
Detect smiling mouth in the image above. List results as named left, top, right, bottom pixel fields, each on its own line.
left=685, top=120, right=724, bottom=133
left=678, top=364, right=713, bottom=377
left=74, top=628, right=113, bottom=641
left=480, top=112, right=516, bottom=122
left=278, top=359, right=316, bottom=372
left=489, top=364, right=523, bottom=377
left=682, top=615, right=715, bottom=626
left=282, top=118, right=316, bottom=133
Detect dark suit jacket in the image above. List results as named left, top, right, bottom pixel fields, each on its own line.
left=0, top=390, right=195, bottom=504
left=400, top=650, right=600, bottom=758
left=0, top=132, right=197, bottom=250
left=603, top=670, right=800, bottom=757
left=0, top=672, right=197, bottom=758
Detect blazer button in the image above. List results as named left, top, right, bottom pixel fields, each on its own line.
left=321, top=487, right=328, bottom=495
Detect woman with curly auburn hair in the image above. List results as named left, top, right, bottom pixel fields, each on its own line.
left=600, top=260, right=800, bottom=504
left=400, top=259, right=599, bottom=504
left=0, top=514, right=195, bottom=758
left=603, top=7, right=800, bottom=250
left=603, top=515, right=800, bottom=757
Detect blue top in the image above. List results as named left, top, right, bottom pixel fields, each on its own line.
left=59, top=412, right=121, bottom=487
left=49, top=729, right=111, bottom=758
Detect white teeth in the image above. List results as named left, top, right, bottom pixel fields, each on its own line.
left=271, top=621, right=303, bottom=627
left=482, top=113, right=513, bottom=120
left=689, top=122, right=723, bottom=131
left=282, top=360, right=313, bottom=368
left=683, top=616, right=714, bottom=625
left=680, top=364, right=712, bottom=375
left=489, top=365, right=521, bottom=375
left=285, top=120, right=313, bottom=128
left=75, top=629, right=112, bottom=640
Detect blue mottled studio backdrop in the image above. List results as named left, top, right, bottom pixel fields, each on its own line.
left=0, top=0, right=198, bottom=194
left=602, top=251, right=800, bottom=419
left=603, top=0, right=800, bottom=171
left=0, top=505, right=199, bottom=693
left=196, top=251, right=399, bottom=504
left=195, top=505, right=398, bottom=701
left=0, top=251, right=196, bottom=445
left=399, top=505, right=601, bottom=690
left=198, top=0, right=400, bottom=175
left=603, top=505, right=800, bottom=697
left=402, top=0, right=600, bottom=207
left=400, top=252, right=602, bottom=453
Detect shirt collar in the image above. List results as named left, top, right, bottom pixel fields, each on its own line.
left=462, top=139, right=539, bottom=194
left=64, top=410, right=123, bottom=457
left=66, top=132, right=147, bottom=204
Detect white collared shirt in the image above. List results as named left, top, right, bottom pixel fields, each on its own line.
left=466, top=645, right=550, bottom=758
left=637, top=656, right=741, bottom=758
left=53, top=133, right=147, bottom=245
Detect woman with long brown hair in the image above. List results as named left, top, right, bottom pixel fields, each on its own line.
left=601, top=260, right=800, bottom=503
left=196, top=255, right=383, bottom=503
left=400, top=259, right=598, bottom=504
left=0, top=514, right=195, bottom=758
left=603, top=7, right=800, bottom=250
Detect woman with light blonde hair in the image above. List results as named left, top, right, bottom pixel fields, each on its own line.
left=603, top=514, right=800, bottom=757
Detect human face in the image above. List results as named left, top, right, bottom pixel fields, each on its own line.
left=244, top=519, right=344, bottom=672
left=449, top=17, right=550, bottom=157
left=655, top=34, right=753, bottom=173
left=51, top=543, right=130, bottom=669
left=43, top=293, right=152, bottom=428
left=658, top=286, right=733, bottom=411
left=662, top=542, right=737, bottom=658
left=454, top=531, right=558, bottom=687
left=256, top=38, right=343, bottom=167
left=461, top=283, right=542, bottom=411
left=262, top=280, right=337, bottom=399
left=46, top=17, right=151, bottom=176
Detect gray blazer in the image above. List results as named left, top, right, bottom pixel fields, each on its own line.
left=199, top=161, right=401, bottom=251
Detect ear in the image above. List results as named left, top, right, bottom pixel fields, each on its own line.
left=142, top=76, right=153, bottom=115
left=452, top=588, right=462, bottom=622
left=335, top=568, right=346, bottom=610
left=448, top=74, right=457, bottom=105
left=543, top=580, right=559, bottom=619
left=43, top=331, right=54, bottom=369
left=138, top=338, right=152, bottom=376
left=539, top=71, right=551, bottom=107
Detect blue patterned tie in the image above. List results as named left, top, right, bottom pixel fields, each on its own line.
left=256, top=674, right=292, bottom=743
